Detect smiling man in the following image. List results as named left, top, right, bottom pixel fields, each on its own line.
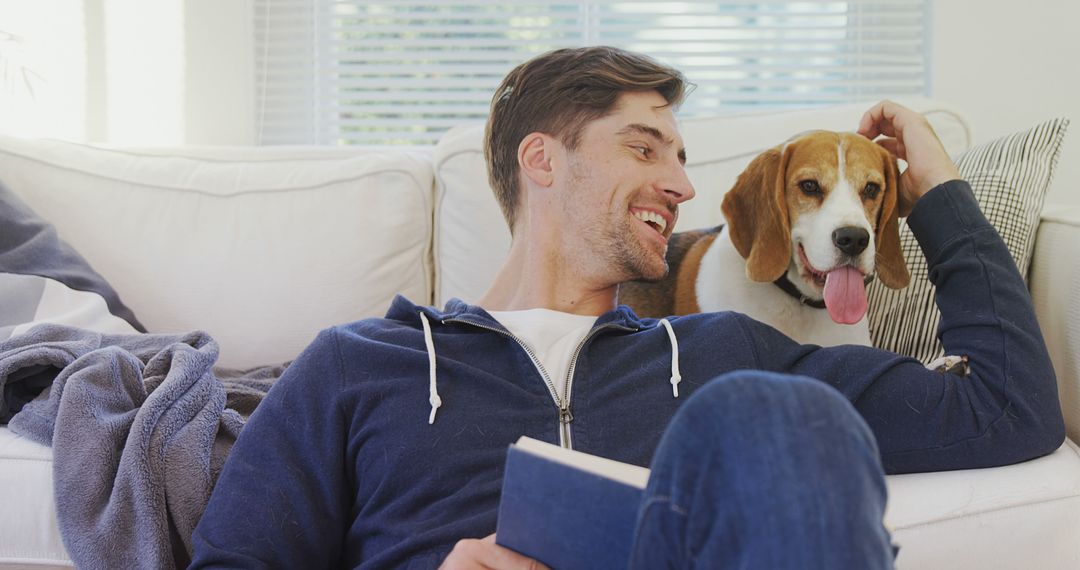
left=478, top=87, right=693, bottom=314
left=192, top=47, right=1063, bottom=569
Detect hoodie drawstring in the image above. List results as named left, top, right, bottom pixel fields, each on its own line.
left=419, top=312, right=442, bottom=424
left=658, top=318, right=682, bottom=398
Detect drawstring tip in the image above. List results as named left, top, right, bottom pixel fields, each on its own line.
left=428, top=395, right=442, bottom=425
left=670, top=375, right=681, bottom=398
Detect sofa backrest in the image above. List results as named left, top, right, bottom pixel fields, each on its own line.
left=433, top=97, right=971, bottom=307
left=1030, top=205, right=1080, bottom=442
left=0, top=139, right=434, bottom=368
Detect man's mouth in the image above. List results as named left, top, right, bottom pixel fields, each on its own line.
left=631, top=208, right=670, bottom=237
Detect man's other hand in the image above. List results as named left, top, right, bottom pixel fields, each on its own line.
left=439, top=534, right=551, bottom=570
left=858, top=100, right=963, bottom=217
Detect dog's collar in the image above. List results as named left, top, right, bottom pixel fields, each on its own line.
left=772, top=272, right=875, bottom=310
left=773, top=274, right=827, bottom=309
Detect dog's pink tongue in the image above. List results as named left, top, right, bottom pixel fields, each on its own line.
left=824, top=267, right=867, bottom=324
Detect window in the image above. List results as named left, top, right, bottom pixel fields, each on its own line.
left=255, top=1, right=929, bottom=146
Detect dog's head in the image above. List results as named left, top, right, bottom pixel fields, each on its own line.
left=720, top=130, right=910, bottom=324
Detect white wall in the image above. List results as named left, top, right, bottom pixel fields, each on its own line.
left=183, top=0, right=255, bottom=145
left=90, top=0, right=255, bottom=145
left=932, top=0, right=1080, bottom=208
left=0, top=0, right=254, bottom=146
left=1, top=0, right=1075, bottom=205
left=0, top=0, right=87, bottom=141
left=98, top=0, right=185, bottom=145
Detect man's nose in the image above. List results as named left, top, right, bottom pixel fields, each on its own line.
left=660, top=162, right=695, bottom=204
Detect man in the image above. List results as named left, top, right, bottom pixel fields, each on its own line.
left=191, top=47, right=1064, bottom=569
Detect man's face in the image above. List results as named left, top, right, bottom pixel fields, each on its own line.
left=556, top=91, right=695, bottom=284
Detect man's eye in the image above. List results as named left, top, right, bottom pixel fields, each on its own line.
left=799, top=180, right=822, bottom=195
left=633, top=146, right=651, bottom=157
left=863, top=182, right=881, bottom=199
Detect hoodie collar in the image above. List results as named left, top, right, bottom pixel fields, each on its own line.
left=386, top=294, right=681, bottom=426
left=385, top=294, right=648, bottom=332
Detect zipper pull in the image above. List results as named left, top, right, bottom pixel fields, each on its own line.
left=558, top=407, right=575, bottom=449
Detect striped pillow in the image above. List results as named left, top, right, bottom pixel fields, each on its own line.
left=867, top=118, right=1070, bottom=363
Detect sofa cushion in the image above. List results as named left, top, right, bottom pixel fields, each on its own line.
left=867, top=118, right=1070, bottom=363
left=0, top=137, right=434, bottom=368
left=0, top=427, right=69, bottom=568
left=885, top=440, right=1080, bottom=569
left=433, top=98, right=971, bottom=307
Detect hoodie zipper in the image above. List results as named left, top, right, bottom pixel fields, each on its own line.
left=552, top=323, right=632, bottom=448
left=560, top=323, right=632, bottom=447
left=442, top=315, right=631, bottom=449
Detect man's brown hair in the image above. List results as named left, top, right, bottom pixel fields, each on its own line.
left=484, top=46, right=688, bottom=233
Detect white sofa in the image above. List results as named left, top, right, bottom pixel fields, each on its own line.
left=1, top=98, right=1077, bottom=569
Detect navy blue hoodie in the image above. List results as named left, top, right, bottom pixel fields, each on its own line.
left=191, top=181, right=1065, bottom=569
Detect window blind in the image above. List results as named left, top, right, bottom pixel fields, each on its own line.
left=255, top=0, right=930, bottom=146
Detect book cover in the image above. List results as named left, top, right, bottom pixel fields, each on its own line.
left=495, top=436, right=651, bottom=570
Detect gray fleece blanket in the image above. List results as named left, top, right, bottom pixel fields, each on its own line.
left=0, top=324, right=284, bottom=570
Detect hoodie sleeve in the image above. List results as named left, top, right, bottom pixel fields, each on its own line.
left=740, top=180, right=1065, bottom=474
left=190, top=328, right=348, bottom=568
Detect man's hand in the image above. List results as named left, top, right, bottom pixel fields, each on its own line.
left=857, top=100, right=962, bottom=217
left=439, top=534, right=551, bottom=570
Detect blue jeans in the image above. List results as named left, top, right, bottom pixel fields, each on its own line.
left=629, top=370, right=895, bottom=569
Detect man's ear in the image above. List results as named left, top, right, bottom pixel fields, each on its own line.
left=518, top=132, right=555, bottom=188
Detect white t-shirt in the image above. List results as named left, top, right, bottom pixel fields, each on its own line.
left=488, top=308, right=597, bottom=403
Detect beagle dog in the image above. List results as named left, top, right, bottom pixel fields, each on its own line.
left=620, top=130, right=910, bottom=346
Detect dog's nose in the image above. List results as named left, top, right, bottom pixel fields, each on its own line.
left=832, top=226, right=870, bottom=256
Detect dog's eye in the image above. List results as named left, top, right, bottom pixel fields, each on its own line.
left=863, top=182, right=881, bottom=199
left=799, top=180, right=822, bottom=196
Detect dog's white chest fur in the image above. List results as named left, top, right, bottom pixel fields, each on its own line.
left=696, top=227, right=871, bottom=347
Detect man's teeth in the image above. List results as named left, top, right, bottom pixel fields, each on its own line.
left=633, top=210, right=667, bottom=233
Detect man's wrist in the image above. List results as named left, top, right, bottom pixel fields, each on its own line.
left=907, top=180, right=986, bottom=262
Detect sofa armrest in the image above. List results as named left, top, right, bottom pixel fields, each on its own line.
left=1030, top=206, right=1080, bottom=442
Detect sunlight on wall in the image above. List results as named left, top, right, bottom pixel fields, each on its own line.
left=0, top=0, right=185, bottom=144
left=103, top=0, right=185, bottom=144
left=0, top=0, right=87, bottom=140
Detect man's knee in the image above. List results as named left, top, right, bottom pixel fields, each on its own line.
left=639, top=370, right=892, bottom=570
left=671, top=370, right=872, bottom=447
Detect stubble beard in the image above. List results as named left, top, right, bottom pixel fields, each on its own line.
left=598, top=210, right=669, bottom=283
left=565, top=156, right=669, bottom=285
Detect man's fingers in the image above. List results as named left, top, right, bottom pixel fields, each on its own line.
left=858, top=100, right=902, bottom=139
left=440, top=534, right=551, bottom=570
left=857, top=99, right=961, bottom=208
left=857, top=112, right=883, bottom=139
left=480, top=536, right=550, bottom=570
left=483, top=544, right=548, bottom=570
left=875, top=137, right=902, bottom=159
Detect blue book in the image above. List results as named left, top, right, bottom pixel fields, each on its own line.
left=495, top=436, right=651, bottom=570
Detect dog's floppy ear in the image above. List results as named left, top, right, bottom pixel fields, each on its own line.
left=721, top=145, right=792, bottom=282
left=874, top=147, right=911, bottom=289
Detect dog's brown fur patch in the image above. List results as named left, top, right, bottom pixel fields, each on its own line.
left=619, top=226, right=722, bottom=318
left=673, top=232, right=718, bottom=315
